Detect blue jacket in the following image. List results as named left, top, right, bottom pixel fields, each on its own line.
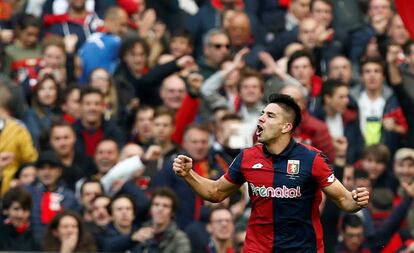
left=25, top=181, right=79, bottom=242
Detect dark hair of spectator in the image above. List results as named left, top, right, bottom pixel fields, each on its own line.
left=171, top=29, right=194, bottom=47
left=151, top=187, right=179, bottom=215
left=360, top=56, right=386, bottom=75
left=41, top=35, right=66, bottom=54
left=321, top=79, right=348, bottom=104
left=96, top=137, right=120, bottom=153
left=16, top=13, right=41, bottom=30
left=354, top=168, right=370, bottom=180
left=403, top=40, right=414, bottom=56
left=80, top=86, right=104, bottom=102
left=62, top=85, right=80, bottom=103
left=108, top=194, right=136, bottom=216
left=50, top=120, right=75, bottom=133
left=92, top=194, right=111, bottom=205
left=80, top=178, right=104, bottom=196
left=13, top=162, right=36, bottom=179
left=287, top=50, right=316, bottom=75
left=310, top=0, right=333, bottom=11
left=361, top=144, right=390, bottom=165
left=267, top=93, right=302, bottom=130
left=32, top=75, right=62, bottom=116
left=119, top=36, right=150, bottom=61
left=341, top=214, right=363, bottom=231
left=2, top=186, right=33, bottom=211
left=154, top=106, right=176, bottom=124
left=42, top=210, right=97, bottom=252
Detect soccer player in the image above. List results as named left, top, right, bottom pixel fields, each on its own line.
left=173, top=93, right=369, bottom=252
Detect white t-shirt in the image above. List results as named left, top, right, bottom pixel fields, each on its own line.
left=358, top=91, right=385, bottom=137
left=326, top=113, right=344, bottom=138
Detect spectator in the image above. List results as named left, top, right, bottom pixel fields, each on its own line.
left=360, top=144, right=398, bottom=191
left=78, top=6, right=129, bottom=84
left=88, top=68, right=119, bottom=121
left=73, top=87, right=125, bottom=157
left=44, top=0, right=103, bottom=48
left=78, top=179, right=104, bottom=223
left=93, top=138, right=120, bottom=180
left=9, top=163, right=37, bottom=188
left=49, top=121, right=97, bottom=190
left=130, top=105, right=155, bottom=148
left=100, top=194, right=140, bottom=252
left=335, top=214, right=370, bottom=253
left=204, top=206, right=236, bottom=253
left=164, top=29, right=194, bottom=60
left=0, top=186, right=39, bottom=251
left=153, top=124, right=226, bottom=229
left=0, top=85, right=38, bottom=195
left=113, top=36, right=194, bottom=107
left=314, top=79, right=364, bottom=164
left=198, top=28, right=231, bottom=79
left=61, top=85, right=81, bottom=123
left=350, top=56, right=407, bottom=153
left=130, top=187, right=191, bottom=253
left=87, top=194, right=111, bottom=251
left=328, top=56, right=357, bottom=87
left=159, top=75, right=187, bottom=111
left=4, top=14, right=42, bottom=80
left=42, top=210, right=97, bottom=252
left=26, top=150, right=79, bottom=241
left=24, top=75, right=61, bottom=149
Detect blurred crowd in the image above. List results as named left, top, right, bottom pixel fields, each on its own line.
left=0, top=0, right=414, bottom=252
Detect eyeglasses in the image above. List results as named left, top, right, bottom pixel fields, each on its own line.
left=210, top=43, right=230, bottom=50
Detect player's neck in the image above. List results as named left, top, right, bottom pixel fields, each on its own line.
left=266, top=135, right=292, bottom=155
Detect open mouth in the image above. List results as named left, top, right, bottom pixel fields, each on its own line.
left=256, top=125, right=263, bottom=136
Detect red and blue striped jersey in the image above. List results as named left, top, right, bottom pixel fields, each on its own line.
left=224, top=139, right=335, bottom=253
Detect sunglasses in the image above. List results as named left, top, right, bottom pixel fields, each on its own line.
left=210, top=43, right=230, bottom=50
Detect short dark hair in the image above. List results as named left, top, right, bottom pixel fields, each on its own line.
left=119, top=36, right=149, bottom=61
left=361, top=144, right=390, bottom=165
left=321, top=79, right=347, bottom=104
left=80, top=178, right=104, bottom=196
left=238, top=68, right=264, bottom=92
left=184, top=123, right=210, bottom=137
left=2, top=186, right=33, bottom=211
left=108, top=194, right=136, bottom=216
left=360, top=56, right=386, bottom=76
left=80, top=86, right=103, bottom=102
left=16, top=13, right=41, bottom=30
left=151, top=187, right=179, bottom=214
left=171, top=29, right=193, bottom=47
left=62, top=85, right=80, bottom=104
left=287, top=50, right=316, bottom=75
left=403, top=40, right=414, bottom=56
left=341, top=214, right=363, bottom=231
left=267, top=93, right=302, bottom=130
left=154, top=106, right=176, bottom=124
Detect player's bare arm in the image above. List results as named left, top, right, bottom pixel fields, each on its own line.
left=173, top=155, right=240, bottom=202
left=322, top=179, right=369, bottom=213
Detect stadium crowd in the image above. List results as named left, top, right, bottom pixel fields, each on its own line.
left=0, top=0, right=414, bottom=252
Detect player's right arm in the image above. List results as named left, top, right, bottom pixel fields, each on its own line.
left=173, top=155, right=240, bottom=202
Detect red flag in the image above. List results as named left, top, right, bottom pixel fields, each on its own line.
left=395, top=0, right=414, bottom=40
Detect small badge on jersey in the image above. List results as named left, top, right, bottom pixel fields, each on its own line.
left=287, top=160, right=300, bottom=175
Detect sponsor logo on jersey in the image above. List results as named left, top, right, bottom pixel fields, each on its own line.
left=287, top=160, right=300, bottom=175
left=250, top=183, right=301, bottom=198
left=252, top=163, right=263, bottom=169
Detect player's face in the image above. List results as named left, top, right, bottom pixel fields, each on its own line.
left=256, top=104, right=292, bottom=144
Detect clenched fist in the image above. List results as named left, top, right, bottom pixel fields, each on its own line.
left=173, top=155, right=193, bottom=177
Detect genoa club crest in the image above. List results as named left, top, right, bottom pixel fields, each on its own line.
left=287, top=160, right=300, bottom=175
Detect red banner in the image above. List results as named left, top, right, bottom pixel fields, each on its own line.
left=395, top=0, right=414, bottom=40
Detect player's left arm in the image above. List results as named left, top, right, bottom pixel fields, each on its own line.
left=322, top=180, right=369, bottom=213
left=312, top=152, right=369, bottom=213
